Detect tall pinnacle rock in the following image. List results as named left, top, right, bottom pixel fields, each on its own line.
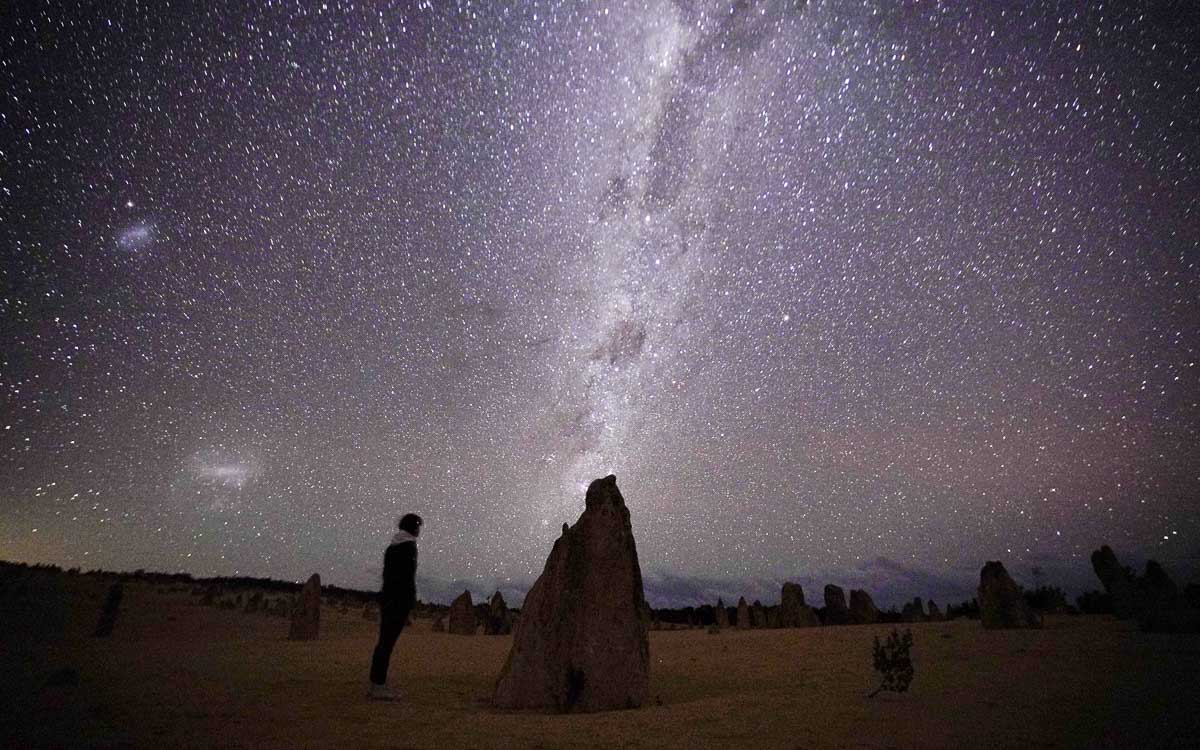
left=494, top=475, right=650, bottom=712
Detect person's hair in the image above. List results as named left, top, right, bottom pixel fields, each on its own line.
left=398, top=513, right=423, bottom=535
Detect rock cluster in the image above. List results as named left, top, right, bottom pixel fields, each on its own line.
left=1091, top=545, right=1199, bottom=632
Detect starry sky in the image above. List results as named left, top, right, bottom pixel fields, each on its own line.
left=3, top=1, right=1197, bottom=607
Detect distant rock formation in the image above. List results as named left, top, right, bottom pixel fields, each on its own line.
left=1091, top=545, right=1138, bottom=619
left=751, top=600, right=766, bottom=628
left=493, top=475, right=649, bottom=712
left=848, top=589, right=879, bottom=624
left=271, top=597, right=290, bottom=618
left=737, top=597, right=750, bottom=629
left=1141, top=561, right=1178, bottom=604
left=1138, top=561, right=1195, bottom=632
left=1091, top=545, right=1199, bottom=632
left=779, top=582, right=819, bottom=628
left=432, top=613, right=446, bottom=632
left=715, top=597, right=730, bottom=629
left=902, top=597, right=926, bottom=623
left=288, top=573, right=321, bottom=640
left=978, top=562, right=1040, bottom=629
left=824, top=585, right=849, bottom=625
left=91, top=583, right=123, bottom=637
left=448, top=591, right=476, bottom=635
left=484, top=591, right=513, bottom=635
left=927, top=599, right=944, bottom=621
left=779, top=583, right=803, bottom=624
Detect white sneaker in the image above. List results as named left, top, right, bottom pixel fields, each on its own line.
left=368, top=683, right=402, bottom=701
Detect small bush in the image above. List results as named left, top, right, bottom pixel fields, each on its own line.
left=868, top=628, right=914, bottom=698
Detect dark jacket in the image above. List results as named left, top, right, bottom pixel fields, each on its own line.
left=381, top=539, right=417, bottom=611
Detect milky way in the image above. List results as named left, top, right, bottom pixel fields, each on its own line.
left=3, top=1, right=1197, bottom=606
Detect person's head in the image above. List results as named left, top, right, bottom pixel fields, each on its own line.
left=398, top=513, right=423, bottom=537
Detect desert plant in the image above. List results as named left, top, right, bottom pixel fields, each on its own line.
left=868, top=628, right=914, bottom=698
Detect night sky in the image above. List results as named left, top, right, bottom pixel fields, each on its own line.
left=3, top=1, right=1197, bottom=607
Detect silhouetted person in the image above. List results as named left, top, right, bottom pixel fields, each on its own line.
left=368, top=512, right=422, bottom=700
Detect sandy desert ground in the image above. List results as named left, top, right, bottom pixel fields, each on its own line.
left=3, top=576, right=1199, bottom=749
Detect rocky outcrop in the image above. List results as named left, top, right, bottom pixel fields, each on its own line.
left=927, top=599, right=944, bottom=621
left=737, top=597, right=750, bottom=629
left=715, top=597, right=730, bottom=629
left=978, top=562, right=1040, bottom=629
left=902, top=597, right=926, bottom=623
left=779, top=582, right=819, bottom=628
left=484, top=591, right=513, bottom=635
left=823, top=584, right=849, bottom=625
left=848, top=589, right=879, bottom=624
left=244, top=591, right=262, bottom=614
left=751, top=600, right=766, bottom=628
left=288, top=573, right=321, bottom=640
left=271, top=597, right=290, bottom=618
left=1091, top=545, right=1138, bottom=619
left=448, top=590, right=477, bottom=635
left=493, top=475, right=649, bottom=712
left=1091, top=546, right=1200, bottom=633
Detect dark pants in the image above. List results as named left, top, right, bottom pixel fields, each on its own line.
left=369, top=604, right=410, bottom=685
